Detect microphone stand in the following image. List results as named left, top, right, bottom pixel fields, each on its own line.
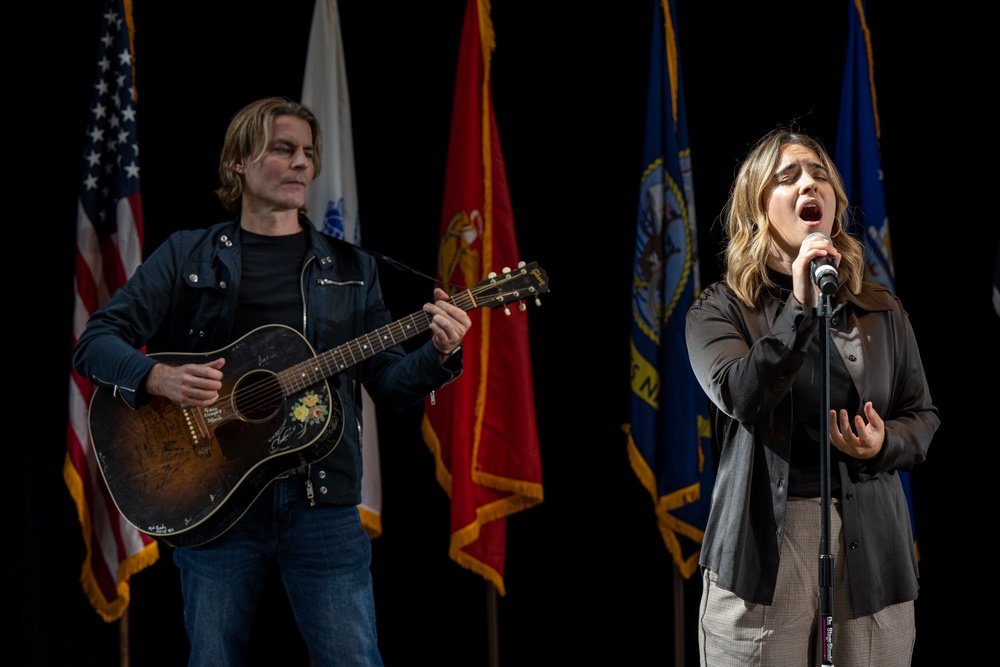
left=817, top=290, right=835, bottom=666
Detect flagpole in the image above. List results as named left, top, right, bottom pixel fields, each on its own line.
left=486, top=582, right=499, bottom=667
left=119, top=609, right=130, bottom=667
left=673, top=570, right=684, bottom=667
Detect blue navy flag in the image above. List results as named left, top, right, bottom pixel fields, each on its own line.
left=834, top=0, right=918, bottom=554
left=834, top=0, right=894, bottom=291
left=626, top=0, right=714, bottom=579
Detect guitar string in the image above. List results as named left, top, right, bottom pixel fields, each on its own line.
left=208, top=311, right=438, bottom=425
left=222, top=267, right=542, bottom=415
left=183, top=310, right=434, bottom=432
left=192, top=267, right=542, bottom=431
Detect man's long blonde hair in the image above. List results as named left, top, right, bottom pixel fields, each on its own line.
left=215, top=97, right=323, bottom=215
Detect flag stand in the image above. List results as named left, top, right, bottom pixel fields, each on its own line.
left=486, top=582, right=499, bottom=667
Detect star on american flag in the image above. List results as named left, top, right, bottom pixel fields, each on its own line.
left=79, top=4, right=141, bottom=241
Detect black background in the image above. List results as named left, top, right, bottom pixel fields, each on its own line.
left=15, top=1, right=996, bottom=665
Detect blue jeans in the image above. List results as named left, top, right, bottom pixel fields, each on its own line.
left=173, top=475, right=383, bottom=667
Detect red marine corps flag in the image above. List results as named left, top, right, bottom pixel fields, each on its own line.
left=421, top=0, right=544, bottom=596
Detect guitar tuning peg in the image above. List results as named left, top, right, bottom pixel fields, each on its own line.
left=488, top=271, right=497, bottom=279
left=517, top=260, right=526, bottom=269
left=519, top=301, right=527, bottom=312
left=504, top=306, right=511, bottom=316
left=502, top=266, right=511, bottom=275
left=535, top=297, right=542, bottom=307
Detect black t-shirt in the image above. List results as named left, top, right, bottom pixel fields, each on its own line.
left=767, top=269, right=860, bottom=497
left=231, top=229, right=307, bottom=340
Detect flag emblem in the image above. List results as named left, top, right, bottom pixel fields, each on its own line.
left=632, top=158, right=692, bottom=344
left=438, top=209, right=483, bottom=290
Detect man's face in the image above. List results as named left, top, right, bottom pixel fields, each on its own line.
left=237, top=115, right=315, bottom=215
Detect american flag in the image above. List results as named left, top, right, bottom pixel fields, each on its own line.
left=64, top=0, right=159, bottom=623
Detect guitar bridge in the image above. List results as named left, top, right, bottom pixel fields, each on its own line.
left=182, top=406, right=213, bottom=459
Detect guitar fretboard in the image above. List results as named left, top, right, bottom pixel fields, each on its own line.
left=277, top=290, right=475, bottom=395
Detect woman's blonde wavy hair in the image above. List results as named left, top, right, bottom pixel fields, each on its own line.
left=215, top=97, right=323, bottom=215
left=722, top=127, right=866, bottom=308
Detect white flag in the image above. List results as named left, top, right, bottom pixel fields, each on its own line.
left=302, top=0, right=382, bottom=537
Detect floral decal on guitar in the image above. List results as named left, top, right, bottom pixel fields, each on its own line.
left=290, top=391, right=328, bottom=437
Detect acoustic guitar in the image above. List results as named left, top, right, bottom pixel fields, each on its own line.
left=87, top=261, right=548, bottom=548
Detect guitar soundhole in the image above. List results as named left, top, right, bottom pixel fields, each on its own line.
left=233, top=370, right=282, bottom=423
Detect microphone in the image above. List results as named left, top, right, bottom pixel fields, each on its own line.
left=804, top=232, right=838, bottom=296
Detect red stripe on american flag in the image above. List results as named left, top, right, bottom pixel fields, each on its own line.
left=97, top=236, right=128, bottom=297
left=73, top=247, right=99, bottom=315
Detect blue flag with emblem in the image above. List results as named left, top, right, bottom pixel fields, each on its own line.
left=834, top=0, right=918, bottom=556
left=626, top=0, right=714, bottom=579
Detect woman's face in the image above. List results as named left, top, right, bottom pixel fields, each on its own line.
left=765, top=143, right=837, bottom=268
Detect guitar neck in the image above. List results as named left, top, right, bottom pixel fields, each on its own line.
left=272, top=259, right=549, bottom=396
left=277, top=289, right=475, bottom=394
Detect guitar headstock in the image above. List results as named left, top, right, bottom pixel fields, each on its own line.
left=463, top=261, right=549, bottom=314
